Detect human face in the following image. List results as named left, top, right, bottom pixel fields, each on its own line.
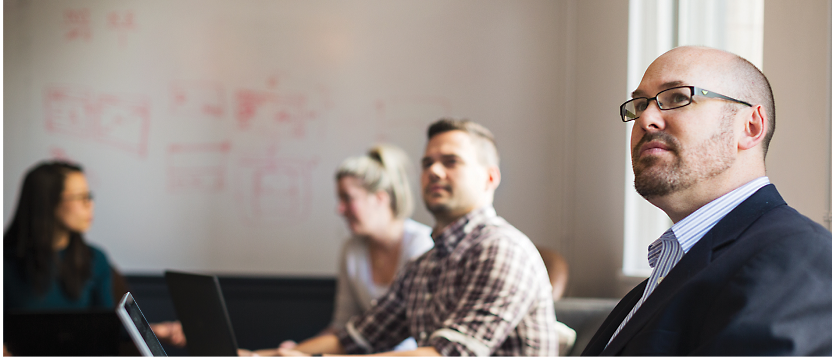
left=630, top=48, right=740, bottom=200
left=421, top=130, right=491, bottom=220
left=55, top=172, right=94, bottom=233
left=336, top=176, right=391, bottom=236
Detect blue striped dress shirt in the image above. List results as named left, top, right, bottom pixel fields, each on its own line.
left=672, top=176, right=771, bottom=253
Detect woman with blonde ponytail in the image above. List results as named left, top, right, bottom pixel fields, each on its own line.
left=266, top=144, right=433, bottom=354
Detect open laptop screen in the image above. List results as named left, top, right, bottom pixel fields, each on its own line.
left=164, top=270, right=239, bottom=356
left=116, top=292, right=167, bottom=356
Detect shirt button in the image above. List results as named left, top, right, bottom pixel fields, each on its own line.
left=420, top=332, right=427, bottom=340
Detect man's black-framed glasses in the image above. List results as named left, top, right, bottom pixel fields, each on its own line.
left=620, top=86, right=753, bottom=122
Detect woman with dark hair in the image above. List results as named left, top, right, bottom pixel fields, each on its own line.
left=3, top=160, right=112, bottom=310
left=3, top=160, right=188, bottom=350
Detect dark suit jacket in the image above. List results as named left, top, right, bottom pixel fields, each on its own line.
left=582, top=185, right=832, bottom=355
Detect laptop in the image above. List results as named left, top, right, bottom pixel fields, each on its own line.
left=4, top=309, right=121, bottom=356
left=164, top=270, right=240, bottom=356
left=116, top=292, right=168, bottom=356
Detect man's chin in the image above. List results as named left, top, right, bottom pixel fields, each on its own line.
left=634, top=153, right=689, bottom=196
left=634, top=155, right=671, bottom=171
left=634, top=172, right=682, bottom=198
left=424, top=201, right=451, bottom=215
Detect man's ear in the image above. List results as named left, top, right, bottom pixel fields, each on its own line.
left=738, top=104, right=767, bottom=151
left=485, top=166, right=501, bottom=192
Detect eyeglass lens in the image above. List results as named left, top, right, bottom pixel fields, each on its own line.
left=64, top=192, right=94, bottom=203
left=622, top=87, right=693, bottom=121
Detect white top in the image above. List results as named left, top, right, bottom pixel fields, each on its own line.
left=330, top=219, right=434, bottom=330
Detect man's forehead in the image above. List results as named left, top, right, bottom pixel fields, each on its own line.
left=632, top=79, right=689, bottom=97
left=632, top=47, right=731, bottom=97
left=423, top=130, right=477, bottom=157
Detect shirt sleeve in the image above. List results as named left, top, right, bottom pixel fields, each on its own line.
left=428, top=231, right=544, bottom=356
left=330, top=240, right=362, bottom=330
left=335, top=261, right=414, bottom=354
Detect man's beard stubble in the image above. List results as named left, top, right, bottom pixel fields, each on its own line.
left=633, top=110, right=737, bottom=199
left=633, top=131, right=687, bottom=198
left=423, top=185, right=452, bottom=217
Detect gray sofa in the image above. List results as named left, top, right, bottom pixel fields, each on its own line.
left=555, top=298, right=619, bottom=356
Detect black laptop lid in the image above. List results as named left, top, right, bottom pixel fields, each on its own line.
left=4, top=309, right=121, bottom=356
left=164, top=270, right=239, bottom=356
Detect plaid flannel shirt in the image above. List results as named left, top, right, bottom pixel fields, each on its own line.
left=335, top=206, right=559, bottom=356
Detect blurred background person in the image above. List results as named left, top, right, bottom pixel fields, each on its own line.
left=3, top=160, right=186, bottom=349
left=4, top=161, right=111, bottom=310
left=275, top=144, right=433, bottom=353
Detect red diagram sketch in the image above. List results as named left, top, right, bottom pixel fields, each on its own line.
left=374, top=96, right=453, bottom=141
left=235, top=156, right=318, bottom=224
left=167, top=142, right=231, bottom=192
left=64, top=8, right=91, bottom=42
left=170, top=81, right=225, bottom=118
left=107, top=10, right=136, bottom=46
left=49, top=147, right=72, bottom=161
left=234, top=89, right=317, bottom=138
left=44, top=86, right=151, bottom=158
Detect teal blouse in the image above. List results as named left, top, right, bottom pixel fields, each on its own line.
left=4, top=244, right=113, bottom=311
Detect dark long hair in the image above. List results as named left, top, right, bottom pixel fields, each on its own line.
left=4, top=161, right=93, bottom=299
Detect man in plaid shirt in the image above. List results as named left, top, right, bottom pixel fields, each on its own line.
left=254, top=119, right=558, bottom=356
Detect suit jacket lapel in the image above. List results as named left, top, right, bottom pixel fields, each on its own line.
left=600, top=185, right=786, bottom=355
left=705, top=185, right=786, bottom=256
left=581, top=280, right=646, bottom=355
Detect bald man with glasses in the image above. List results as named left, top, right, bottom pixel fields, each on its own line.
left=582, top=46, right=832, bottom=355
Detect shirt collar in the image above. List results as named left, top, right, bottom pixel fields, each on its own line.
left=432, top=206, right=496, bottom=257
left=671, top=176, right=770, bottom=253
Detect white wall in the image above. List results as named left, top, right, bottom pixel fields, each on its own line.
left=3, top=0, right=565, bottom=275
left=764, top=0, right=832, bottom=228
left=4, top=0, right=830, bottom=298
left=556, top=0, right=630, bottom=297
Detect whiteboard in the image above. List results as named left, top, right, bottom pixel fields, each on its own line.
left=4, top=0, right=562, bottom=275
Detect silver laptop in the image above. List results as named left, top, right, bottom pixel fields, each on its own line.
left=116, top=292, right=168, bottom=356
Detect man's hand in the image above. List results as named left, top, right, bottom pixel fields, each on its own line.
left=150, top=321, right=187, bottom=348
left=279, top=340, right=298, bottom=350
left=237, top=347, right=310, bottom=356
left=239, top=333, right=344, bottom=356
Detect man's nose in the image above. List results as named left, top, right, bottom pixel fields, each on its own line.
left=426, top=162, right=445, bottom=179
left=637, top=99, right=666, bottom=131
